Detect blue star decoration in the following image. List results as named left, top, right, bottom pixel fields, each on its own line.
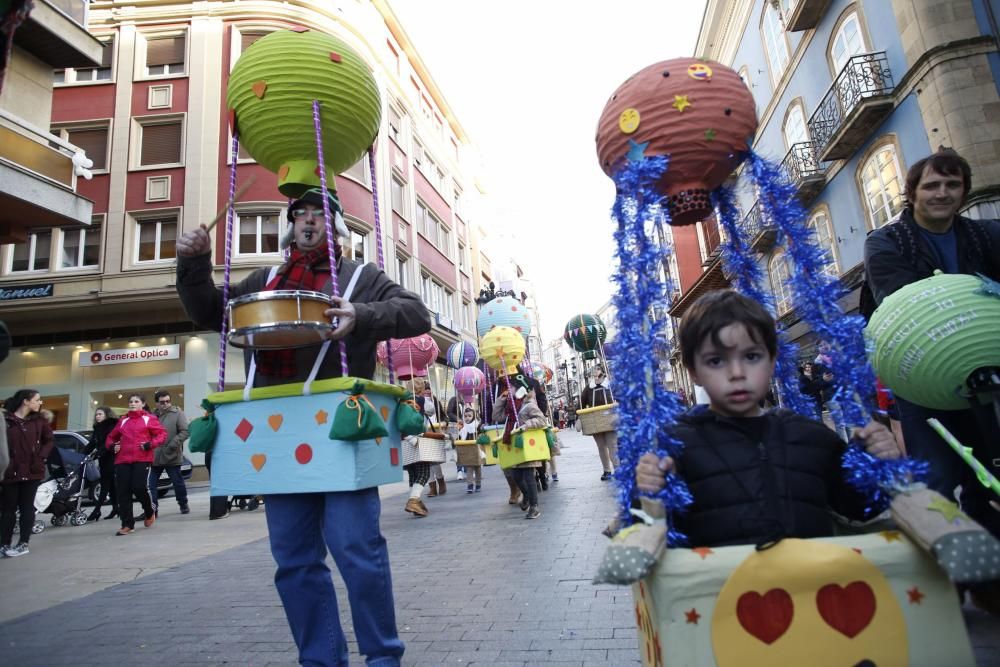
left=626, top=138, right=650, bottom=162
left=976, top=273, right=1000, bottom=299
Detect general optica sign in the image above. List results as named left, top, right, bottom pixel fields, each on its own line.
left=79, top=344, right=180, bottom=367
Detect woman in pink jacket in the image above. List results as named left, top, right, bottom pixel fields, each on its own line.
left=105, top=393, right=166, bottom=536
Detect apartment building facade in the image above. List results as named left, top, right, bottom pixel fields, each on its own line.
left=667, top=0, right=1000, bottom=397
left=0, top=0, right=495, bottom=431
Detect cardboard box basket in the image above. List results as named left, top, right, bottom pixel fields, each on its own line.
left=577, top=403, right=617, bottom=435
left=495, top=427, right=551, bottom=469
left=631, top=533, right=973, bottom=667
left=207, top=377, right=404, bottom=496
left=454, top=440, right=481, bottom=467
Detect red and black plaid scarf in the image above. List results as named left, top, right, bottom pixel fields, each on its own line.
left=255, top=246, right=337, bottom=378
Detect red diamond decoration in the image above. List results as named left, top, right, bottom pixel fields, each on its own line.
left=234, top=418, right=254, bottom=442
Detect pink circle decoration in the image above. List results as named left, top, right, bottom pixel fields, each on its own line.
left=376, top=334, right=440, bottom=379
left=295, top=443, right=313, bottom=464
left=454, top=366, right=486, bottom=402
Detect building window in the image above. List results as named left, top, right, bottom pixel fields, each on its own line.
left=458, top=242, right=467, bottom=271
left=396, top=256, right=409, bottom=290
left=808, top=210, right=840, bottom=278
left=391, top=176, right=406, bottom=216
left=420, top=273, right=431, bottom=305
left=388, top=106, right=402, bottom=144
left=415, top=201, right=451, bottom=256
left=52, top=124, right=110, bottom=171
left=342, top=154, right=368, bottom=184
left=782, top=102, right=809, bottom=150
left=137, top=118, right=183, bottom=167
left=144, top=34, right=186, bottom=76
left=769, top=254, right=793, bottom=315
left=829, top=9, right=867, bottom=75
left=443, top=288, right=454, bottom=320
left=345, top=227, right=369, bottom=263
left=761, top=3, right=790, bottom=85
left=60, top=219, right=102, bottom=269
left=859, top=143, right=904, bottom=229
left=236, top=212, right=279, bottom=256
left=10, top=229, right=52, bottom=273
left=135, top=215, right=177, bottom=262
left=241, top=31, right=267, bottom=52
left=55, top=38, right=114, bottom=84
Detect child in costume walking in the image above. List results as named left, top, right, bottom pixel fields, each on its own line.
left=458, top=407, right=482, bottom=493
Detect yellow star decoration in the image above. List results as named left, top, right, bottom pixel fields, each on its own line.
left=673, top=95, right=692, bottom=113
left=926, top=496, right=969, bottom=523
left=879, top=530, right=903, bottom=543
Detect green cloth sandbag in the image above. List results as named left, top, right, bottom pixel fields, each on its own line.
left=476, top=433, right=491, bottom=446
left=330, top=382, right=390, bottom=441
left=396, top=392, right=425, bottom=436
left=188, top=398, right=218, bottom=453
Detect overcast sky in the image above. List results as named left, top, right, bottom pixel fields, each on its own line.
left=388, top=1, right=707, bottom=342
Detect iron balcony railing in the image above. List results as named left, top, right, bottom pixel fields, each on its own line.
left=781, top=141, right=824, bottom=184
left=740, top=201, right=766, bottom=240
left=807, top=52, right=894, bottom=155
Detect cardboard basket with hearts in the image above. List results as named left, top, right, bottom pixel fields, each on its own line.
left=205, top=377, right=405, bottom=496
left=630, top=533, right=975, bottom=667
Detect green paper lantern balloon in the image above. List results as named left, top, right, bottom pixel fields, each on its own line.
left=563, top=314, right=607, bottom=353
left=866, top=272, right=1000, bottom=410
left=227, top=30, right=381, bottom=197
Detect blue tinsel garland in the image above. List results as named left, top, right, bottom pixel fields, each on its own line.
left=712, top=185, right=818, bottom=418
left=609, top=156, right=692, bottom=546
left=747, top=151, right=927, bottom=510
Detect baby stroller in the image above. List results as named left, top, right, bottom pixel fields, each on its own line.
left=29, top=451, right=97, bottom=533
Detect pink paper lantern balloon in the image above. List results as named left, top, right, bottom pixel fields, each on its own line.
left=376, top=334, right=439, bottom=379
left=454, top=366, right=486, bottom=401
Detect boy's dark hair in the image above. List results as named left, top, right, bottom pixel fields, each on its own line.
left=153, top=389, right=170, bottom=402
left=679, top=290, right=777, bottom=370
left=904, top=149, right=971, bottom=208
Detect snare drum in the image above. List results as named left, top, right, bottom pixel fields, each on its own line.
left=227, top=290, right=334, bottom=349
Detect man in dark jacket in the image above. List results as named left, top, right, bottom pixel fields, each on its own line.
left=863, top=150, right=1000, bottom=538
left=175, top=187, right=430, bottom=666
left=148, top=389, right=190, bottom=516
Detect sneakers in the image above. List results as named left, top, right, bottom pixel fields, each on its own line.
left=0, top=545, right=8, bottom=557
left=3, top=543, right=29, bottom=557
left=474, top=484, right=481, bottom=493
left=539, top=475, right=549, bottom=491
left=115, top=527, right=134, bottom=536
left=143, top=514, right=156, bottom=528
left=179, top=504, right=190, bottom=515
left=404, top=498, right=428, bottom=517
left=209, top=511, right=230, bottom=520
left=551, top=474, right=559, bottom=483
left=467, top=484, right=475, bottom=494
left=525, top=506, right=541, bottom=519
left=457, top=469, right=466, bottom=481
left=600, top=471, right=612, bottom=481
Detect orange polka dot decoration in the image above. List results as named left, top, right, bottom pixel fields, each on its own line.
left=595, top=58, right=758, bottom=226
left=227, top=30, right=381, bottom=197
left=476, top=296, right=532, bottom=340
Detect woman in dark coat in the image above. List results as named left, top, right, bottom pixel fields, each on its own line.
left=85, top=406, right=118, bottom=522
left=1, top=389, right=54, bottom=558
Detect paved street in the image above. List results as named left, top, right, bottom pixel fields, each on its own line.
left=1, top=428, right=999, bottom=666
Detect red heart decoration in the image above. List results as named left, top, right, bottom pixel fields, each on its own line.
left=736, top=588, right=794, bottom=645
left=815, top=581, right=876, bottom=638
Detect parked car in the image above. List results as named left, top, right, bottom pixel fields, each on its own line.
left=52, top=430, right=193, bottom=501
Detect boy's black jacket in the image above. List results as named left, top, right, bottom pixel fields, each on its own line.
left=671, top=407, right=868, bottom=548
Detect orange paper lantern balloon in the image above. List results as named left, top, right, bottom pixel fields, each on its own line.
left=595, top=58, right=758, bottom=226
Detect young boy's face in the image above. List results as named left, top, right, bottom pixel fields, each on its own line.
left=463, top=410, right=475, bottom=424
left=688, top=322, right=775, bottom=418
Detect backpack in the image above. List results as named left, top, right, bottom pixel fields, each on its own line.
left=858, top=217, right=996, bottom=322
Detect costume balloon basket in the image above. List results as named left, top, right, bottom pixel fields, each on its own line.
left=204, top=378, right=404, bottom=496
left=454, top=439, right=485, bottom=467
left=492, top=427, right=553, bottom=470
left=629, top=534, right=974, bottom=667
left=401, top=432, right=447, bottom=467
left=576, top=403, right=618, bottom=436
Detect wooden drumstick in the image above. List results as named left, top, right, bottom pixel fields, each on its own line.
left=204, top=175, right=257, bottom=233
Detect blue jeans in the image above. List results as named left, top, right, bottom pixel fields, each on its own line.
left=896, top=397, right=1000, bottom=537
left=264, top=489, right=403, bottom=667
left=147, top=465, right=188, bottom=512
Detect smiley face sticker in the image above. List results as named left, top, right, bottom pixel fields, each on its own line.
left=618, top=108, right=641, bottom=134
left=688, top=62, right=713, bottom=81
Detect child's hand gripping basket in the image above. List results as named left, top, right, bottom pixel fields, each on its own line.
left=629, top=533, right=974, bottom=667
left=577, top=403, right=618, bottom=435
left=206, top=377, right=405, bottom=496
left=495, top=427, right=552, bottom=469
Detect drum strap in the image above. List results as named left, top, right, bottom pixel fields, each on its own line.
left=244, top=263, right=367, bottom=400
